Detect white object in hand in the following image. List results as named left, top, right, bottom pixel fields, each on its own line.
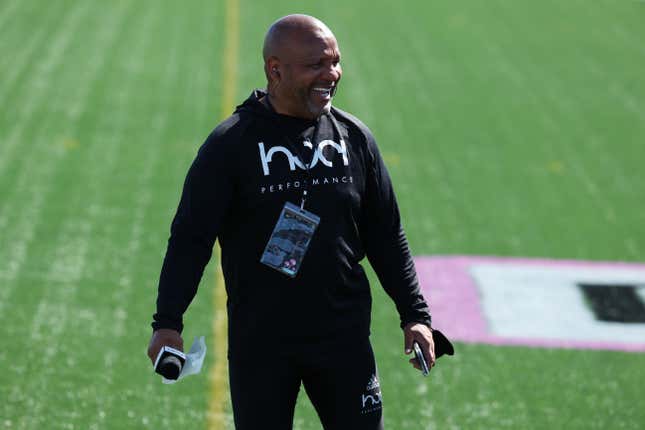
left=162, top=336, right=207, bottom=384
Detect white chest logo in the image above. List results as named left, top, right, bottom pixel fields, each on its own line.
left=258, top=140, right=349, bottom=176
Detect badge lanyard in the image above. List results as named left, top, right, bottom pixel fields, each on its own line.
left=261, top=94, right=346, bottom=278
left=259, top=94, right=330, bottom=277
left=264, top=95, right=322, bottom=210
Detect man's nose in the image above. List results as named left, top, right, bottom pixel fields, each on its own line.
left=322, top=64, right=341, bottom=81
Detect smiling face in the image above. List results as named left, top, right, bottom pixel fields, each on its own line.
left=264, top=17, right=342, bottom=119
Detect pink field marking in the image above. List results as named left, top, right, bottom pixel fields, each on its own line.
left=415, top=255, right=645, bottom=352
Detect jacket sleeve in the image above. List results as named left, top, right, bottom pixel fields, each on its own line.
left=361, top=132, right=432, bottom=329
left=151, top=132, right=235, bottom=333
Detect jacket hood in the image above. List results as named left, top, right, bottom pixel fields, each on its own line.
left=234, top=89, right=272, bottom=118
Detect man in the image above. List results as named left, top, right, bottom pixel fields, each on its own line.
left=148, top=14, right=446, bottom=429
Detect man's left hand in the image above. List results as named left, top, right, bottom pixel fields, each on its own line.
left=403, top=322, right=435, bottom=371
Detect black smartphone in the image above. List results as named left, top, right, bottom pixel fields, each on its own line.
left=413, top=342, right=430, bottom=376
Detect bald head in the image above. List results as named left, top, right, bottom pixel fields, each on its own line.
left=261, top=14, right=342, bottom=119
left=263, top=14, right=335, bottom=62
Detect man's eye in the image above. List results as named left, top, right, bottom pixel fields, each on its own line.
left=309, top=63, right=322, bottom=69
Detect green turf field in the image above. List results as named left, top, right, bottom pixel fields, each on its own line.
left=1, top=0, right=644, bottom=429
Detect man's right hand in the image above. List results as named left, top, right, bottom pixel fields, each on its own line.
left=147, top=328, right=184, bottom=365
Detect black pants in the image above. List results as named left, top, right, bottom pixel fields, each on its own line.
left=229, top=335, right=384, bottom=430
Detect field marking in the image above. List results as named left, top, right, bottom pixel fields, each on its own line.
left=417, top=255, right=645, bottom=352
left=207, top=0, right=239, bottom=428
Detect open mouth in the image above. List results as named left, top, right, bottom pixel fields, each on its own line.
left=312, top=86, right=333, bottom=99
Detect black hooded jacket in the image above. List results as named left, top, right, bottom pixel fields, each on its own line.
left=153, top=90, right=431, bottom=355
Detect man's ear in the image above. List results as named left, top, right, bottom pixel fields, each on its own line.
left=266, top=57, right=281, bottom=81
